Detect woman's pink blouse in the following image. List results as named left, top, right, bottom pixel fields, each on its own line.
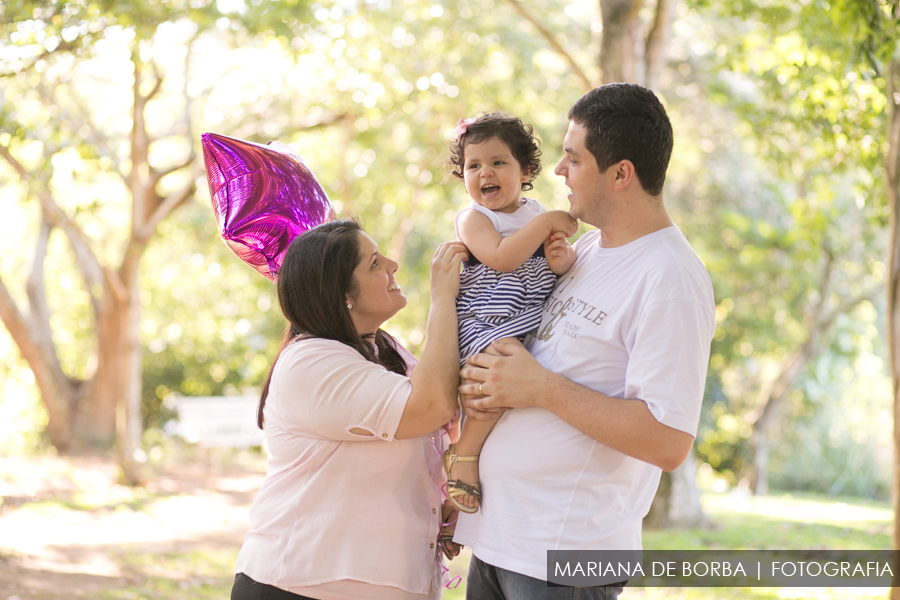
left=234, top=338, right=448, bottom=599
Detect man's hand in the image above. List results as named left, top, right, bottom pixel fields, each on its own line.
left=459, top=339, right=557, bottom=413
left=458, top=340, right=515, bottom=421
left=459, top=375, right=502, bottom=421
left=461, top=338, right=696, bottom=471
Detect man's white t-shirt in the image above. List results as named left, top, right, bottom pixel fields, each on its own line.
left=454, top=226, right=716, bottom=580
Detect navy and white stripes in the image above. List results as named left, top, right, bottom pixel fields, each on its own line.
left=456, top=254, right=558, bottom=363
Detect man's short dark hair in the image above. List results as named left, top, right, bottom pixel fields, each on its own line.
left=568, top=83, right=673, bottom=196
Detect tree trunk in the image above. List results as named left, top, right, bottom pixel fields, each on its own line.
left=83, top=277, right=143, bottom=483
left=599, top=0, right=641, bottom=84
left=643, top=0, right=675, bottom=91
left=482, top=1, right=700, bottom=526
left=748, top=427, right=770, bottom=496
left=645, top=447, right=708, bottom=529
left=594, top=0, right=707, bottom=528
left=742, top=246, right=873, bottom=496
left=0, top=214, right=86, bottom=451
left=746, top=371, right=784, bottom=497
left=118, top=270, right=144, bottom=485
left=85, top=287, right=121, bottom=444
left=83, top=285, right=128, bottom=446
left=884, top=56, right=900, bottom=598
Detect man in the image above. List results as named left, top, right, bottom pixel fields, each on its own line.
left=453, top=83, right=716, bottom=599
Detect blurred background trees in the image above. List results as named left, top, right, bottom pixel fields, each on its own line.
left=0, top=0, right=896, bottom=518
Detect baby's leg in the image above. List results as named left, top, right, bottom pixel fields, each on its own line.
left=447, top=337, right=515, bottom=510
left=447, top=411, right=496, bottom=510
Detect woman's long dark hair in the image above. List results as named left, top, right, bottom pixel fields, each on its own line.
left=257, top=219, right=408, bottom=428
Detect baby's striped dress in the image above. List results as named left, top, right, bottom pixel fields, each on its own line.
left=454, top=199, right=559, bottom=364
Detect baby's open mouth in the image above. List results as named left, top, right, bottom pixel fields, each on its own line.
left=481, top=184, right=500, bottom=195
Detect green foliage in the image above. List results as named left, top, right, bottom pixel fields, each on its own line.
left=0, top=0, right=894, bottom=504
left=197, top=0, right=594, bottom=356
left=647, top=490, right=891, bottom=550
left=767, top=347, right=892, bottom=498
left=668, top=0, right=889, bottom=492
left=134, top=0, right=595, bottom=430
left=637, top=492, right=891, bottom=598
left=140, top=202, right=286, bottom=428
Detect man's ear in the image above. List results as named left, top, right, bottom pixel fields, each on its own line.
left=612, top=160, right=635, bottom=191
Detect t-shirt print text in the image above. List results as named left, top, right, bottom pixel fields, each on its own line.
left=534, top=275, right=607, bottom=342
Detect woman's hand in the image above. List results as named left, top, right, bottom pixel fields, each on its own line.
left=544, top=210, right=578, bottom=237
left=444, top=401, right=462, bottom=443
left=430, top=241, right=469, bottom=301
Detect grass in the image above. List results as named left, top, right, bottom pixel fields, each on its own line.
left=644, top=491, right=891, bottom=551
left=92, top=548, right=241, bottom=600
left=3, top=456, right=891, bottom=600
left=441, top=490, right=892, bottom=600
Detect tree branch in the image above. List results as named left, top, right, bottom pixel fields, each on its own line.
left=26, top=217, right=57, bottom=344
left=0, top=277, right=31, bottom=358
left=818, top=286, right=881, bottom=334
left=0, top=227, right=77, bottom=449
left=0, top=140, right=119, bottom=309
left=0, top=141, right=27, bottom=178
left=153, top=151, right=198, bottom=180
left=644, top=0, right=674, bottom=91
left=803, top=245, right=835, bottom=334
left=231, top=111, right=352, bottom=142
left=143, top=62, right=165, bottom=103
left=600, top=0, right=643, bottom=84
left=53, top=83, right=130, bottom=185
left=748, top=253, right=878, bottom=429
left=0, top=275, right=63, bottom=396
left=887, top=58, right=900, bottom=188
left=501, top=0, right=595, bottom=91
left=136, top=166, right=199, bottom=243
left=0, top=38, right=81, bottom=78
left=281, top=111, right=354, bottom=135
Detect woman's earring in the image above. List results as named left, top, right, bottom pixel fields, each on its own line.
left=347, top=303, right=352, bottom=310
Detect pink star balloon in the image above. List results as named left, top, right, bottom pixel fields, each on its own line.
left=201, top=132, right=335, bottom=282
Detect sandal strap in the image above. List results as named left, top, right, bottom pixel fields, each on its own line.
left=442, top=444, right=479, bottom=477
left=446, top=453, right=479, bottom=464
left=447, top=478, right=482, bottom=500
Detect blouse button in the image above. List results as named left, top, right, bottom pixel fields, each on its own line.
left=430, top=543, right=435, bottom=548
left=382, top=433, right=388, bottom=438
left=432, top=508, right=437, bottom=514
left=429, top=471, right=432, bottom=476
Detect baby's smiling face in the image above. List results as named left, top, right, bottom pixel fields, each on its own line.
left=462, top=136, right=529, bottom=214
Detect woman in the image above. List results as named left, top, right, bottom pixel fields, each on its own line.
left=231, top=220, right=468, bottom=600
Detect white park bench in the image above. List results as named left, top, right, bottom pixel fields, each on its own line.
left=168, top=395, right=265, bottom=449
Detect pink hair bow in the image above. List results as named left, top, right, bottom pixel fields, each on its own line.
left=452, top=117, right=477, bottom=140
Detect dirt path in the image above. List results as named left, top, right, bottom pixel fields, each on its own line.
left=0, top=453, right=264, bottom=599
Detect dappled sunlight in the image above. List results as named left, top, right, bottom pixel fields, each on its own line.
left=703, top=493, right=891, bottom=527
left=0, top=0, right=898, bottom=597
left=0, top=454, right=260, bottom=597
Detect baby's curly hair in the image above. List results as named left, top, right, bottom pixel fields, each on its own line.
left=448, top=113, right=542, bottom=191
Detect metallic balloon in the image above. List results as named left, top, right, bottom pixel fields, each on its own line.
left=201, top=132, right=335, bottom=282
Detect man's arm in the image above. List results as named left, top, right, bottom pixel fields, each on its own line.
left=459, top=340, right=694, bottom=472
